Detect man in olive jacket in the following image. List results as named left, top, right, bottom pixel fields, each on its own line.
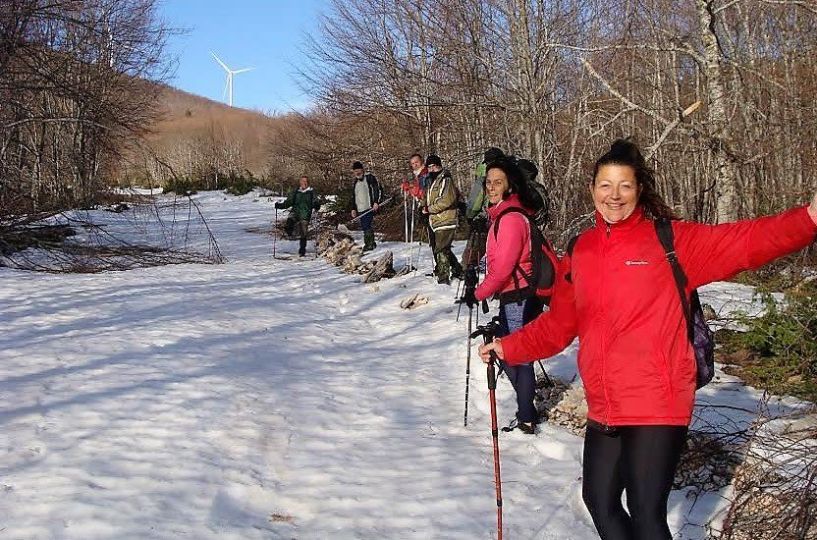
left=275, top=176, right=322, bottom=256
left=422, top=154, right=463, bottom=284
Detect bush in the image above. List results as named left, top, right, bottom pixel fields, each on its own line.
left=223, top=173, right=257, bottom=196
left=720, top=279, right=817, bottom=401
left=164, top=177, right=198, bottom=195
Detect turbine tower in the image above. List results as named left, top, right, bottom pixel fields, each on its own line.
left=211, top=52, right=253, bottom=107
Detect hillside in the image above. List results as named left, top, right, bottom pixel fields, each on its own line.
left=130, top=84, right=278, bottom=184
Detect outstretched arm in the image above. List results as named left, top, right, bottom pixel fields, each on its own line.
left=276, top=190, right=295, bottom=209
left=677, top=198, right=817, bottom=289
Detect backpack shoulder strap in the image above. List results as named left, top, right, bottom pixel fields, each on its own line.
left=654, top=218, right=694, bottom=341
left=566, top=234, right=580, bottom=257
left=491, top=207, right=526, bottom=239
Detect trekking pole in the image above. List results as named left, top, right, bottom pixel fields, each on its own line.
left=464, top=302, right=473, bottom=426
left=347, top=196, right=395, bottom=224
left=462, top=265, right=479, bottom=424
left=273, top=206, right=278, bottom=259
left=471, top=317, right=504, bottom=540
left=536, top=359, right=554, bottom=389
left=409, top=197, right=417, bottom=270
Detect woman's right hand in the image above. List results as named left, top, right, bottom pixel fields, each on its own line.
left=478, top=338, right=505, bottom=363
left=808, top=191, right=817, bottom=225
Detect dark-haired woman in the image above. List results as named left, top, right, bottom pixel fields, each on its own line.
left=479, top=140, right=817, bottom=539
left=470, top=157, right=556, bottom=435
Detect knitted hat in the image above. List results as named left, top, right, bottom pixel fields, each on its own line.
left=483, top=147, right=504, bottom=165
left=351, top=161, right=364, bottom=170
left=425, top=154, right=442, bottom=167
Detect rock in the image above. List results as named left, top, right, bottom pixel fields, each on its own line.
left=400, top=293, right=429, bottom=310
left=362, top=252, right=395, bottom=283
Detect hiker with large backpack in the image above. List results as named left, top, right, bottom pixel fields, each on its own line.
left=461, top=147, right=504, bottom=269
left=274, top=175, right=322, bottom=257
left=463, top=156, right=559, bottom=435
left=478, top=139, right=817, bottom=539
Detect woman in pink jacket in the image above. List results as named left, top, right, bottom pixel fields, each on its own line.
left=472, top=157, right=557, bottom=434
left=479, top=140, right=817, bottom=539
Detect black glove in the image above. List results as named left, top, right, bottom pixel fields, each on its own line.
left=274, top=202, right=282, bottom=209
left=470, top=215, right=488, bottom=234
left=462, top=287, right=477, bottom=309
left=464, top=267, right=479, bottom=288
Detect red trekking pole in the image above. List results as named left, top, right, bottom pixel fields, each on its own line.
left=471, top=318, right=503, bottom=540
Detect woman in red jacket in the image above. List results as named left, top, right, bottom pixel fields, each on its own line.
left=468, top=157, right=555, bottom=435
left=478, top=140, right=817, bottom=539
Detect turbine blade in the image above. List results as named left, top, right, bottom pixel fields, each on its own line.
left=211, top=51, right=230, bottom=72
left=232, top=67, right=254, bottom=74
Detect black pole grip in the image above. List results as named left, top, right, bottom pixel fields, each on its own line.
left=487, top=359, right=497, bottom=390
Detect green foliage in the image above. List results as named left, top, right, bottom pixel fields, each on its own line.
left=163, top=170, right=258, bottom=196
left=726, top=280, right=817, bottom=401
left=223, top=173, right=257, bottom=196
left=323, top=188, right=353, bottom=218
left=164, top=177, right=198, bottom=195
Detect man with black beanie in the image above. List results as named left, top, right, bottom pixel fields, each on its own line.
left=422, top=154, right=463, bottom=284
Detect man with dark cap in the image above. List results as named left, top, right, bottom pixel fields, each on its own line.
left=461, top=147, right=504, bottom=269
left=422, top=154, right=463, bottom=284
left=349, top=161, right=383, bottom=252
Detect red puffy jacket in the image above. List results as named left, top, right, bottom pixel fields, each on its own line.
left=500, top=205, right=817, bottom=427
left=475, top=195, right=534, bottom=301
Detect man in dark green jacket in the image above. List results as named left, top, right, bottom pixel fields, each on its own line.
left=275, top=176, right=322, bottom=256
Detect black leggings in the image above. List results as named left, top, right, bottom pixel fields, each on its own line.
left=582, top=424, right=687, bottom=540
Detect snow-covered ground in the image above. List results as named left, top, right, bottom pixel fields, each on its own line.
left=0, top=191, right=808, bottom=539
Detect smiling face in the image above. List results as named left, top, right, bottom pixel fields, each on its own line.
left=299, top=176, right=308, bottom=189
left=485, top=167, right=509, bottom=205
left=591, top=164, right=641, bottom=224
left=409, top=155, right=423, bottom=173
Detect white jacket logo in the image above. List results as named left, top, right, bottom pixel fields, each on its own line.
left=625, top=260, right=649, bottom=266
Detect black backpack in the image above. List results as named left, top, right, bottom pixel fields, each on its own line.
left=565, top=220, right=716, bottom=389
left=654, top=218, right=715, bottom=389
left=492, top=207, right=559, bottom=305
left=527, top=181, right=551, bottom=231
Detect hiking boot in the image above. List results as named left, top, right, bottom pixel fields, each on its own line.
left=363, top=230, right=376, bottom=252
left=437, top=276, right=451, bottom=285
left=448, top=253, right=464, bottom=280
left=434, top=252, right=451, bottom=283
left=518, top=422, right=535, bottom=435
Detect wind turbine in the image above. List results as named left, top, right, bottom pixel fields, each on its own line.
left=211, top=52, right=253, bottom=107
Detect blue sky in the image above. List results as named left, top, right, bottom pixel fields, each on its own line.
left=159, top=0, right=327, bottom=113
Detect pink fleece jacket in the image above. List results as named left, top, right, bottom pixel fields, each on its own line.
left=475, top=194, right=534, bottom=301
